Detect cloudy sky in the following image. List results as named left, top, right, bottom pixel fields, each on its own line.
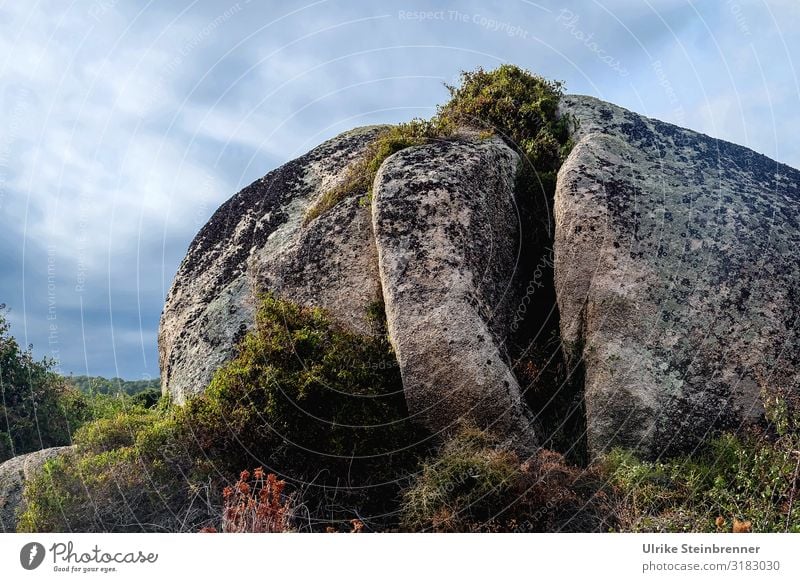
left=0, top=0, right=797, bottom=380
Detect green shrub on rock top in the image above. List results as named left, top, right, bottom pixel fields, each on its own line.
left=304, top=65, right=574, bottom=224
left=438, top=65, right=574, bottom=173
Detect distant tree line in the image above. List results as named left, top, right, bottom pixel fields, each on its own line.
left=65, top=375, right=160, bottom=396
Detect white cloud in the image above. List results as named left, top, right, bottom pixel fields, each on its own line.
left=1, top=0, right=797, bottom=377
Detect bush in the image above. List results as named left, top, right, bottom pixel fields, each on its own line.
left=401, top=427, right=614, bottom=532
left=19, top=294, right=425, bottom=532
left=75, top=409, right=161, bottom=454
left=0, top=305, right=93, bottom=462
left=304, top=65, right=574, bottom=225
left=603, top=430, right=800, bottom=532
left=401, top=427, right=519, bottom=532
left=130, top=388, right=161, bottom=409
left=438, top=64, right=573, bottom=175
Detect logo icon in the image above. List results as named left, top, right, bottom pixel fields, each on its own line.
left=20, top=542, right=46, bottom=570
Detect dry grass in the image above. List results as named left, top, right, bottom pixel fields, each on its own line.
left=400, top=427, right=616, bottom=532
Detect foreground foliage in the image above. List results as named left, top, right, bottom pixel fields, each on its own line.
left=209, top=468, right=294, bottom=533
left=400, top=421, right=800, bottom=533
left=19, top=295, right=424, bottom=532
left=400, top=426, right=614, bottom=532
left=605, top=429, right=800, bottom=533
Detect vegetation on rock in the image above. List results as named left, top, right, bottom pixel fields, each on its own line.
left=304, top=65, right=573, bottom=224
left=439, top=64, right=574, bottom=194
left=303, top=118, right=453, bottom=224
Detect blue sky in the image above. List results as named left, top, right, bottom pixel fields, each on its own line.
left=0, top=0, right=797, bottom=380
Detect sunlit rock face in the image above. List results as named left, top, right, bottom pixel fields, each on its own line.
left=556, top=95, right=800, bottom=458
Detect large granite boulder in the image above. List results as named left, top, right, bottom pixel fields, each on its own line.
left=0, top=447, right=71, bottom=532
left=161, top=93, right=800, bottom=460
left=555, top=95, right=800, bottom=458
left=372, top=135, right=537, bottom=451
left=159, top=126, right=387, bottom=403
left=160, top=126, right=539, bottom=448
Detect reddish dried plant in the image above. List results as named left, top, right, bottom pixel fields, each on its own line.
left=221, top=468, right=293, bottom=533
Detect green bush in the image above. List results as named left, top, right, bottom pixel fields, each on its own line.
left=401, top=427, right=520, bottom=532
left=75, top=409, right=161, bottom=454
left=438, top=64, right=573, bottom=173
left=304, top=65, right=574, bottom=225
left=176, top=293, right=425, bottom=498
left=0, top=306, right=93, bottom=462
left=603, top=430, right=800, bottom=532
left=19, top=294, right=425, bottom=532
left=130, top=388, right=161, bottom=408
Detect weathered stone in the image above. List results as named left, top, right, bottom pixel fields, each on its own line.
left=161, top=93, right=800, bottom=461
left=159, top=126, right=387, bottom=402
left=372, top=135, right=538, bottom=451
left=0, top=447, right=71, bottom=532
left=555, top=95, right=800, bottom=458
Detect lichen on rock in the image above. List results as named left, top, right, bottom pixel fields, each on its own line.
left=372, top=134, right=538, bottom=452
left=555, top=95, right=800, bottom=458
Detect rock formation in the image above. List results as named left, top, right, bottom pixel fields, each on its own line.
left=159, top=126, right=387, bottom=403
left=160, top=95, right=800, bottom=459
left=0, top=447, right=70, bottom=532
left=556, top=95, right=800, bottom=457
left=373, top=135, right=536, bottom=450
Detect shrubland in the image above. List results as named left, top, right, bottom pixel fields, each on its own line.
left=1, top=305, right=91, bottom=463
left=18, top=294, right=425, bottom=532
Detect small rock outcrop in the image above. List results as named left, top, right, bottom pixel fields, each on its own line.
left=372, top=135, right=536, bottom=450
left=0, top=447, right=70, bottom=532
left=556, top=95, right=800, bottom=458
left=159, top=126, right=387, bottom=403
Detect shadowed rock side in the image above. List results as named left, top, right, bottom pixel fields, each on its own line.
left=0, top=447, right=71, bottom=532
left=372, top=135, right=538, bottom=452
left=159, top=125, right=388, bottom=402
left=555, top=95, right=800, bottom=459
